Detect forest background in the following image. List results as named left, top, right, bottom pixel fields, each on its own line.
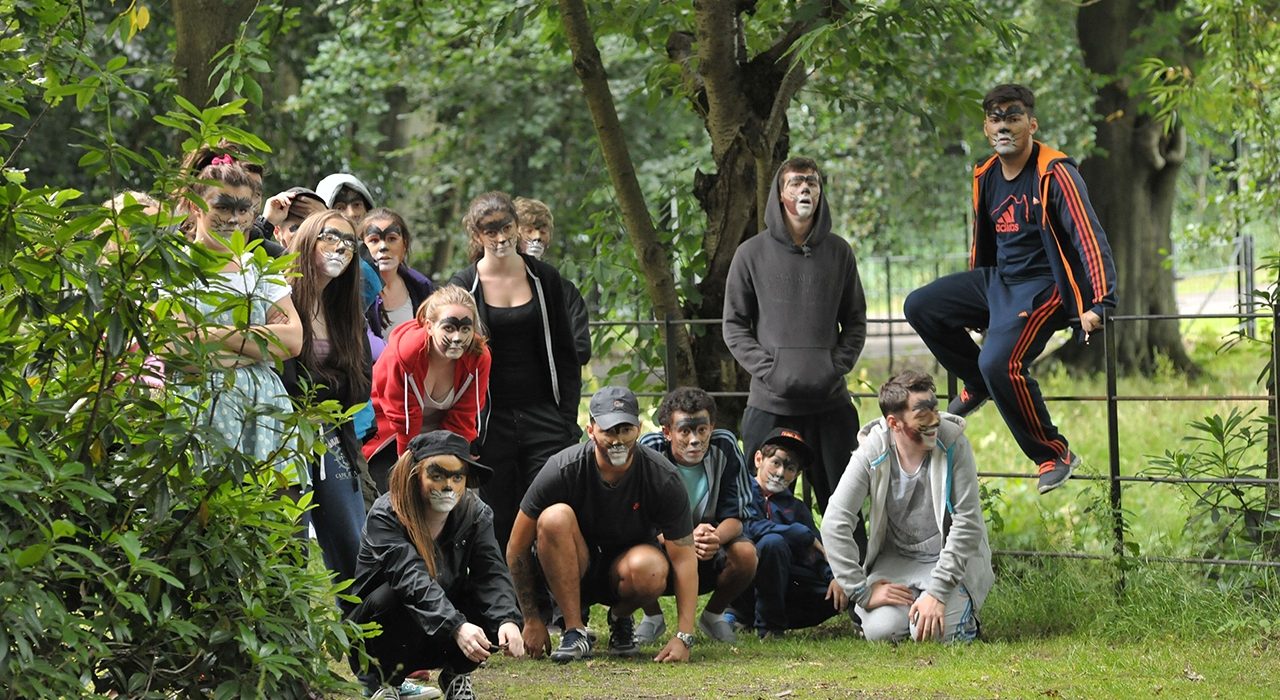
left=2, top=0, right=1280, bottom=697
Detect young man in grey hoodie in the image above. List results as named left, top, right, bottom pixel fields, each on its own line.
left=722, top=156, right=868, bottom=521
left=820, top=370, right=993, bottom=643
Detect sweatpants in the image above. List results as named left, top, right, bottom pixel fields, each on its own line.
left=479, top=401, right=576, bottom=554
left=348, top=583, right=482, bottom=691
left=855, top=551, right=979, bottom=643
left=904, top=268, right=1069, bottom=465
left=752, top=533, right=841, bottom=633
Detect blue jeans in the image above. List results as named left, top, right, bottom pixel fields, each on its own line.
left=306, top=428, right=367, bottom=603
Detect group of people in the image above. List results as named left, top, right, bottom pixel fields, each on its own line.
left=160, top=82, right=1115, bottom=699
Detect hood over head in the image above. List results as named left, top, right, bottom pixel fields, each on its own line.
left=315, top=173, right=376, bottom=210
left=763, top=162, right=833, bottom=255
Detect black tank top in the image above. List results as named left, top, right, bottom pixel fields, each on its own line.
left=487, top=299, right=554, bottom=406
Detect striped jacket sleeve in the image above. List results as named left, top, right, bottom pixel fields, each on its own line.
left=1047, top=161, right=1118, bottom=315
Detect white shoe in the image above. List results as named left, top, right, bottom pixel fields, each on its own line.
left=633, top=613, right=666, bottom=644
left=698, top=609, right=737, bottom=643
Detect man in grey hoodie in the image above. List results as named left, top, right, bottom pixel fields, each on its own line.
left=820, top=370, right=993, bottom=643
left=723, top=157, right=867, bottom=519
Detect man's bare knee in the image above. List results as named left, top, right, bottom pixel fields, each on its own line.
left=615, top=545, right=668, bottom=600
left=536, top=503, right=580, bottom=543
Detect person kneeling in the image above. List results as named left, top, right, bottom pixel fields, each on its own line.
left=349, top=431, right=525, bottom=699
left=821, top=370, right=993, bottom=643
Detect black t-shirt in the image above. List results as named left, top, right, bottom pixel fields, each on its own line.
left=520, top=441, right=694, bottom=551
left=985, top=144, right=1052, bottom=281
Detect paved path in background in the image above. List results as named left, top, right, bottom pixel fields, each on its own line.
left=863, top=287, right=1244, bottom=360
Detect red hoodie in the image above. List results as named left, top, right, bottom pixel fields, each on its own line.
left=362, top=318, right=491, bottom=460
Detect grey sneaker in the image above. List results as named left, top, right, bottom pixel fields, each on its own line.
left=368, top=687, right=399, bottom=700
left=633, top=614, right=666, bottom=644
left=1037, top=451, right=1080, bottom=494
left=439, top=671, right=475, bottom=700
left=607, top=608, right=640, bottom=656
left=697, top=609, right=737, bottom=643
left=550, top=627, right=593, bottom=663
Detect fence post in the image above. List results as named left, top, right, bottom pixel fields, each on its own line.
left=1103, top=308, right=1125, bottom=594
left=664, top=314, right=677, bottom=392
left=885, top=255, right=895, bottom=370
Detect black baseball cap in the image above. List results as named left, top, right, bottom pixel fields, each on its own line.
left=407, top=430, right=493, bottom=484
left=284, top=186, right=326, bottom=208
left=760, top=427, right=815, bottom=469
left=588, top=386, right=640, bottom=431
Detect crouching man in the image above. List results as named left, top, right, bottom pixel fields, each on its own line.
left=821, top=370, right=993, bottom=643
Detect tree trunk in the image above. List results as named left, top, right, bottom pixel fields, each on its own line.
left=172, top=1, right=257, bottom=107
left=1063, top=0, right=1198, bottom=375
left=558, top=0, right=697, bottom=387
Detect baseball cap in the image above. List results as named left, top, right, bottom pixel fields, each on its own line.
left=284, top=186, right=326, bottom=208
left=760, top=427, right=815, bottom=469
left=588, top=386, right=640, bottom=431
left=407, top=430, right=493, bottom=484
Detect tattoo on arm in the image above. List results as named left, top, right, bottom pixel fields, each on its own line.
left=509, top=553, right=541, bottom=617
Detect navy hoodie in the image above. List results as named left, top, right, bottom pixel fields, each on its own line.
left=722, top=165, right=867, bottom=415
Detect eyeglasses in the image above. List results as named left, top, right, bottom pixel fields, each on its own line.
left=317, top=229, right=358, bottom=253
left=784, top=175, right=821, bottom=189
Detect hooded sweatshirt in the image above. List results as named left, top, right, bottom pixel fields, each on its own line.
left=722, top=165, right=867, bottom=415
left=362, top=318, right=491, bottom=459
left=820, top=413, right=994, bottom=612
left=315, top=173, right=376, bottom=210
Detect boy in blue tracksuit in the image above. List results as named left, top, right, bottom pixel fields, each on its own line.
left=743, top=428, right=849, bottom=637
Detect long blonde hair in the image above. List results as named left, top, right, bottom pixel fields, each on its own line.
left=415, top=284, right=488, bottom=356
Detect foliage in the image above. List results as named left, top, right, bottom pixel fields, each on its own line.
left=0, top=3, right=361, bottom=696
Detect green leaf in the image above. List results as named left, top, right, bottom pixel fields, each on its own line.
left=15, top=544, right=49, bottom=567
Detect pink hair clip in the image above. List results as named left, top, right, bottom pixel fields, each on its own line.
left=210, top=154, right=235, bottom=166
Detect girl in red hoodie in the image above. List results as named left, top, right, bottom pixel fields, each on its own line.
left=363, top=286, right=491, bottom=493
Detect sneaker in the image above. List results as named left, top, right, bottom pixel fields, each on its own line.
left=550, top=627, right=593, bottom=663
left=634, top=613, right=666, bottom=644
left=947, top=387, right=989, bottom=417
left=607, top=608, right=640, bottom=656
left=367, top=688, right=399, bottom=700
left=396, top=679, right=442, bottom=699
left=1037, top=451, right=1080, bottom=494
left=438, top=671, right=475, bottom=700
left=697, top=609, right=737, bottom=643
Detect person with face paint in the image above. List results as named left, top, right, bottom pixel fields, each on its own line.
left=363, top=285, right=492, bottom=495
left=177, top=151, right=304, bottom=477
left=280, top=210, right=374, bottom=594
left=634, top=387, right=756, bottom=643
left=904, top=84, right=1117, bottom=495
left=741, top=428, right=848, bottom=638
left=722, top=156, right=869, bottom=523
left=820, top=370, right=993, bottom=644
left=449, top=192, right=582, bottom=556
left=513, top=196, right=591, bottom=366
left=349, top=431, right=525, bottom=699
left=507, top=387, right=698, bottom=664
left=360, top=207, right=436, bottom=344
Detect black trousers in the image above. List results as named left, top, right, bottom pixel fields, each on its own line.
left=740, top=402, right=861, bottom=514
left=348, top=583, right=484, bottom=691
left=478, top=401, right=575, bottom=554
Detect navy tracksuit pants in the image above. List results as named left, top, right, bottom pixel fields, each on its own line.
left=904, top=268, right=1069, bottom=465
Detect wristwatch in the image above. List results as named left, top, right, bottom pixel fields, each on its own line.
left=675, top=631, right=695, bottom=648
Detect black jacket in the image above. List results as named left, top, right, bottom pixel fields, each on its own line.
left=351, top=493, right=522, bottom=637
left=450, top=254, right=583, bottom=440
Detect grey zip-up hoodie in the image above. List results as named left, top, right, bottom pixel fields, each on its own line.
left=820, top=413, right=994, bottom=612
left=722, top=165, right=867, bottom=415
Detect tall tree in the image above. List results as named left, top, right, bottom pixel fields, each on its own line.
left=1065, top=0, right=1198, bottom=374
left=173, top=0, right=257, bottom=106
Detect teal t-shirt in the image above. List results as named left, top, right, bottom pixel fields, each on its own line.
left=675, top=464, right=709, bottom=516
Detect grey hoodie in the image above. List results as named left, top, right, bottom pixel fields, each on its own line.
left=722, top=165, right=867, bottom=415
left=820, top=413, right=994, bottom=612
left=315, top=173, right=376, bottom=210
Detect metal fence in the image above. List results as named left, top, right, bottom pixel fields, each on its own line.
left=586, top=304, right=1280, bottom=573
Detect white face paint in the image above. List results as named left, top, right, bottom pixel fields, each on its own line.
left=794, top=199, right=815, bottom=219
left=523, top=240, right=546, bottom=259
left=319, top=252, right=351, bottom=278
left=762, top=474, right=790, bottom=494
left=429, top=489, right=459, bottom=513
left=606, top=443, right=631, bottom=467
left=489, top=240, right=513, bottom=258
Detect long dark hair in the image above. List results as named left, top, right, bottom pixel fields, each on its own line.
left=286, top=210, right=370, bottom=404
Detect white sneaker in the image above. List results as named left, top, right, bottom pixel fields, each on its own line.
left=633, top=613, right=666, bottom=644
